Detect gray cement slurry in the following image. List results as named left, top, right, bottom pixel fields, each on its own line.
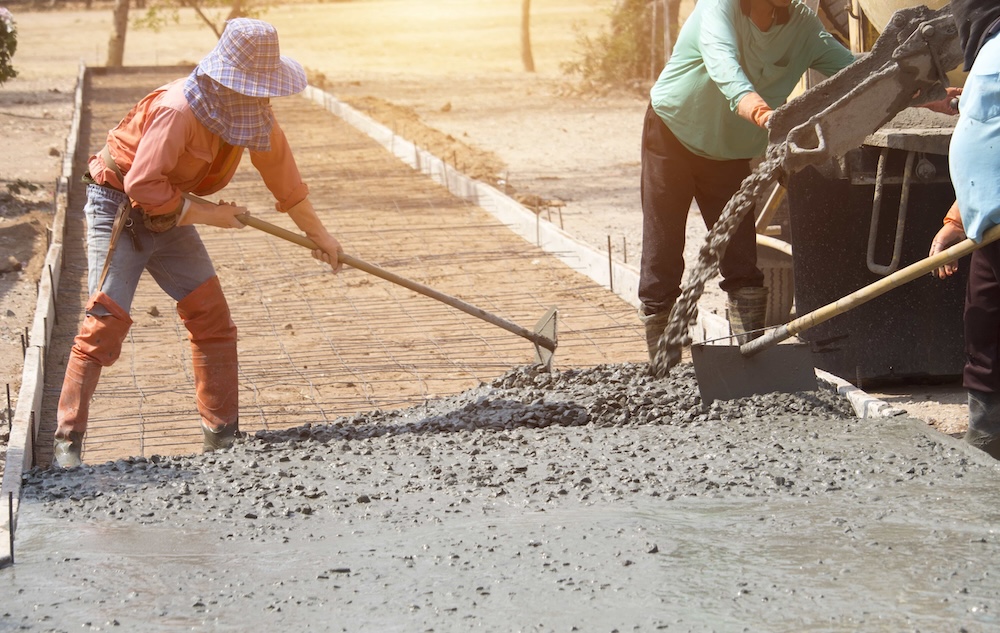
left=4, top=364, right=999, bottom=631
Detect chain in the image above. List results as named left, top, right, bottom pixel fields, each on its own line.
left=650, top=142, right=788, bottom=378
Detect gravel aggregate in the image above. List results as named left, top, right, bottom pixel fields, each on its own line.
left=5, top=364, right=1000, bottom=631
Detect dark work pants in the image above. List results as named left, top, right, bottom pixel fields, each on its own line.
left=965, top=240, right=1000, bottom=392
left=638, top=103, right=764, bottom=314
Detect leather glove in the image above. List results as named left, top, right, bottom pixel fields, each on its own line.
left=177, top=198, right=247, bottom=229
left=284, top=197, right=344, bottom=273
left=736, top=92, right=774, bottom=129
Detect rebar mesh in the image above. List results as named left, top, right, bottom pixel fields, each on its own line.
left=38, top=69, right=646, bottom=465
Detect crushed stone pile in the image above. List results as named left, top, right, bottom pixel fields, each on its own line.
left=23, top=363, right=858, bottom=528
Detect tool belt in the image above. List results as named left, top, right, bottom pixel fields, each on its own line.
left=99, top=144, right=180, bottom=233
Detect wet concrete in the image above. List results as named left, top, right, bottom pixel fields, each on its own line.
left=4, top=364, right=999, bottom=631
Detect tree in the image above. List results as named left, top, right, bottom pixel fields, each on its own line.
left=108, top=0, right=265, bottom=67
left=107, top=0, right=129, bottom=67
left=561, top=0, right=658, bottom=91
left=133, top=0, right=264, bottom=42
left=0, top=6, right=17, bottom=86
left=521, top=0, right=535, bottom=73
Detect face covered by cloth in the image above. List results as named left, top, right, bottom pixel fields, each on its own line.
left=184, top=72, right=274, bottom=151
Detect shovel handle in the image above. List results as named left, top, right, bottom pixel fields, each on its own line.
left=182, top=194, right=557, bottom=352
left=741, top=222, right=1000, bottom=357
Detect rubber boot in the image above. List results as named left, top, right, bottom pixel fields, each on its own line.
left=52, top=432, right=84, bottom=469
left=177, top=276, right=240, bottom=452
left=727, top=287, right=769, bottom=344
left=966, top=388, right=1000, bottom=460
left=638, top=305, right=673, bottom=368
left=53, top=293, right=132, bottom=468
left=202, top=421, right=238, bottom=452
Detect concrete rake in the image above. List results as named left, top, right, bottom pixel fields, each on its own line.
left=185, top=196, right=559, bottom=368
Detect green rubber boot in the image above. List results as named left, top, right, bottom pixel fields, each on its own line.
left=202, top=421, right=239, bottom=453
left=52, top=431, right=84, bottom=469
left=638, top=305, right=673, bottom=367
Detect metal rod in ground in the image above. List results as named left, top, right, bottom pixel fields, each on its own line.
left=607, top=235, right=614, bottom=292
left=8, top=492, right=13, bottom=565
left=5, top=383, right=10, bottom=430
left=183, top=196, right=559, bottom=355
left=29, top=411, right=36, bottom=466
left=48, top=265, right=58, bottom=325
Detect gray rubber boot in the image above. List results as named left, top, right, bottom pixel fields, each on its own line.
left=638, top=305, right=673, bottom=367
left=966, top=389, right=1000, bottom=460
left=727, top=287, right=769, bottom=344
left=202, top=421, right=239, bottom=453
left=52, top=431, right=84, bottom=469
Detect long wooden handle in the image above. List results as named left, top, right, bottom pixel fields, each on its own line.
left=741, top=222, right=1000, bottom=357
left=182, top=195, right=556, bottom=351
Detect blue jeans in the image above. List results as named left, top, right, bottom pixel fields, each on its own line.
left=84, top=184, right=217, bottom=316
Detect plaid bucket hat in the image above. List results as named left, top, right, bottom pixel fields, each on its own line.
left=196, top=18, right=306, bottom=98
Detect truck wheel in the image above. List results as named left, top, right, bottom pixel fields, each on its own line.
left=819, top=0, right=851, bottom=44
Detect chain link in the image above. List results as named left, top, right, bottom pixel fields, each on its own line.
left=650, top=142, right=788, bottom=378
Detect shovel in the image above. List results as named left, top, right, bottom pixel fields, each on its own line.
left=692, top=223, right=1000, bottom=404
left=184, top=195, right=558, bottom=368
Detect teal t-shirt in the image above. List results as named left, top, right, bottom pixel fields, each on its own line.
left=650, top=0, right=855, bottom=160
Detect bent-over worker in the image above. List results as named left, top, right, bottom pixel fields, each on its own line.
left=52, top=18, right=343, bottom=468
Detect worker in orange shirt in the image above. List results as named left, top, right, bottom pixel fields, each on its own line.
left=52, top=18, right=343, bottom=468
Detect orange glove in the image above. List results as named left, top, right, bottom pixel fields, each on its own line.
left=737, top=92, right=774, bottom=129
left=929, top=201, right=966, bottom=279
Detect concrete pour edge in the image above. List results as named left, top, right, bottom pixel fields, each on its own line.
left=0, top=69, right=906, bottom=568
left=0, top=60, right=85, bottom=567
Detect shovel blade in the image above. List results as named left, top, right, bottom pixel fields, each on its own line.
left=691, top=342, right=817, bottom=405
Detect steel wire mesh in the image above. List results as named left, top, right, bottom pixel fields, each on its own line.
left=38, top=69, right=647, bottom=465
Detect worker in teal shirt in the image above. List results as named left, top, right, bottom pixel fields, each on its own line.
left=638, top=0, right=855, bottom=364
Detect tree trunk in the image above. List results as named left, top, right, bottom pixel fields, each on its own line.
left=651, top=0, right=659, bottom=80
left=225, top=0, right=246, bottom=22
left=520, top=0, right=535, bottom=73
left=106, top=0, right=129, bottom=68
left=665, top=0, right=681, bottom=62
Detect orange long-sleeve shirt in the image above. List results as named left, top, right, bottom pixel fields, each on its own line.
left=87, top=78, right=308, bottom=217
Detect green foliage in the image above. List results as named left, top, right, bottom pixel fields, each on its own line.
left=0, top=7, right=17, bottom=87
left=133, top=0, right=272, bottom=39
left=562, top=0, right=661, bottom=92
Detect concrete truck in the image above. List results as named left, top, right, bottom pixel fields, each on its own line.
left=755, top=0, right=965, bottom=389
